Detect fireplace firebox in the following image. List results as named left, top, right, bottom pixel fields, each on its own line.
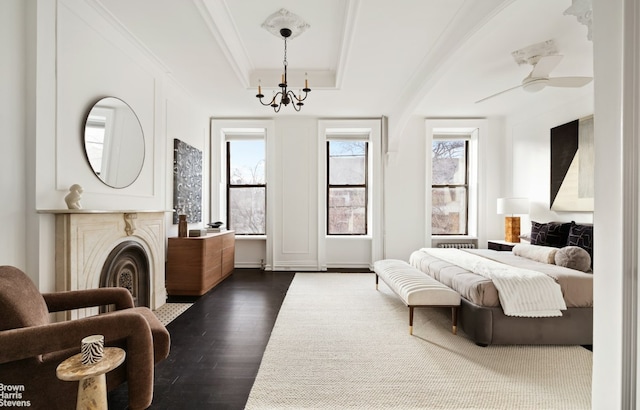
left=100, top=240, right=150, bottom=310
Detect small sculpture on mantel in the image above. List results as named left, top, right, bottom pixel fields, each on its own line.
left=64, top=184, right=83, bottom=209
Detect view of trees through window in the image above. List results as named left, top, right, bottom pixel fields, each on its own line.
left=432, top=139, right=468, bottom=235
left=227, top=140, right=266, bottom=234
left=327, top=140, right=367, bottom=235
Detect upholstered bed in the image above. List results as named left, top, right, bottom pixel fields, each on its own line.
left=409, top=221, right=594, bottom=346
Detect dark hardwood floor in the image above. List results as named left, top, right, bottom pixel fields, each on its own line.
left=108, top=267, right=591, bottom=409
left=108, top=269, right=295, bottom=410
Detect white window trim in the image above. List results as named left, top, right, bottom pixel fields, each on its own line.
left=210, top=119, right=275, bottom=267
left=318, top=119, right=383, bottom=270
left=425, top=119, right=487, bottom=248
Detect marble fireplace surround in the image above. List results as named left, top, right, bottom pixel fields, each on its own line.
left=42, top=210, right=168, bottom=319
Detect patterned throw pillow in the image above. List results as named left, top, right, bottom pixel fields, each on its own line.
left=529, top=221, right=572, bottom=248
left=567, top=222, right=594, bottom=262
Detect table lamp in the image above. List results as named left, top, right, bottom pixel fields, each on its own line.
left=497, top=197, right=529, bottom=243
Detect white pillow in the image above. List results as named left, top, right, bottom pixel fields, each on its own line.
left=512, top=243, right=558, bottom=264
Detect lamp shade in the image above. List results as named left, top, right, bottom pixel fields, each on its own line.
left=497, top=197, right=529, bottom=215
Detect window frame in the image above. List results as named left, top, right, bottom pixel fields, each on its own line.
left=225, top=139, right=267, bottom=235
left=326, top=139, right=369, bottom=236
left=431, top=137, right=470, bottom=236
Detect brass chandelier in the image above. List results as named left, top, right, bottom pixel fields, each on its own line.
left=256, top=28, right=311, bottom=112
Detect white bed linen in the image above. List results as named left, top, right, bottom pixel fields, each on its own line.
left=419, top=248, right=567, bottom=317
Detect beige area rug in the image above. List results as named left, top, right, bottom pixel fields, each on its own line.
left=245, top=273, right=592, bottom=410
left=152, top=302, right=192, bottom=326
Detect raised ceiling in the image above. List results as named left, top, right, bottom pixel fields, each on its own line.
left=95, top=0, right=593, bottom=128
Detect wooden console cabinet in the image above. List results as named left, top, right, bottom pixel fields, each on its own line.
left=166, top=231, right=235, bottom=296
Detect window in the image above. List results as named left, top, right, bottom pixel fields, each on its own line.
left=84, top=108, right=113, bottom=176
left=327, top=140, right=368, bottom=235
left=226, top=139, right=266, bottom=234
left=431, top=138, right=469, bottom=235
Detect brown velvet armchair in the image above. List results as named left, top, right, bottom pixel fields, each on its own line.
left=0, top=265, right=170, bottom=410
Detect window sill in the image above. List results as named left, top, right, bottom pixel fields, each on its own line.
left=432, top=235, right=477, bottom=240
left=235, top=235, right=267, bottom=241
left=325, top=235, right=372, bottom=240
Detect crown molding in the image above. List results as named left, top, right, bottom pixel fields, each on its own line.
left=194, top=0, right=360, bottom=91
left=335, top=0, right=361, bottom=90
left=193, top=0, right=253, bottom=88
left=86, top=0, right=173, bottom=74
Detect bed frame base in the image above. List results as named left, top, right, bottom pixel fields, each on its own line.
left=459, top=298, right=593, bottom=346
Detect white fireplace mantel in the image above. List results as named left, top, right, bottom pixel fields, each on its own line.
left=38, top=209, right=171, bottom=319
left=38, top=209, right=172, bottom=214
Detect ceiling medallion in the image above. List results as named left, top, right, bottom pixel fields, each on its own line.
left=511, top=39, right=558, bottom=66
left=261, top=8, right=310, bottom=39
left=256, top=9, right=311, bottom=112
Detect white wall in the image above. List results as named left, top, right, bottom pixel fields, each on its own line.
left=11, top=0, right=208, bottom=291
left=383, top=116, right=427, bottom=260
left=272, top=118, right=319, bottom=270
left=164, top=84, right=209, bottom=239
left=1, top=0, right=28, bottom=270
left=482, top=118, right=506, bottom=243
left=212, top=117, right=381, bottom=270
left=592, top=0, right=629, bottom=407
left=3, top=0, right=513, bottom=278
left=503, top=1, right=634, bottom=405
left=507, top=90, right=594, bottom=229
left=4, top=0, right=634, bottom=405
left=51, top=0, right=160, bottom=208
left=384, top=115, right=505, bottom=260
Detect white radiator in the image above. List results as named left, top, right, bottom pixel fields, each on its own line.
left=437, top=243, right=476, bottom=249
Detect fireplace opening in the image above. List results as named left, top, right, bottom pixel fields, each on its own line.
left=99, top=241, right=150, bottom=310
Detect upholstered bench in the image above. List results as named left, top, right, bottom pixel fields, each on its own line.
left=373, top=259, right=461, bottom=335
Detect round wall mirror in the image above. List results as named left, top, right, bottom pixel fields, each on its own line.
left=83, top=97, right=145, bottom=188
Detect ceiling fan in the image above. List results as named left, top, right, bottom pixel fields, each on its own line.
left=475, top=54, right=593, bottom=103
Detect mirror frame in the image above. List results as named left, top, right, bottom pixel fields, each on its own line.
left=82, top=96, right=145, bottom=189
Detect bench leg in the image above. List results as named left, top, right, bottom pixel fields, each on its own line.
left=409, top=306, right=414, bottom=335
left=375, top=274, right=379, bottom=290
left=408, top=305, right=459, bottom=336
left=451, top=307, right=458, bottom=335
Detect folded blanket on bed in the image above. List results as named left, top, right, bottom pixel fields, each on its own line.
left=420, top=248, right=567, bottom=317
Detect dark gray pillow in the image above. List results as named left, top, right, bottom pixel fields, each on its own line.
left=530, top=221, right=571, bottom=248
left=555, top=246, right=592, bottom=272
left=567, top=222, right=594, bottom=262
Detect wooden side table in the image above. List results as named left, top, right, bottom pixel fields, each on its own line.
left=56, top=347, right=126, bottom=410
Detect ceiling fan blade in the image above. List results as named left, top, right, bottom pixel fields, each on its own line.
left=546, top=76, right=593, bottom=88
left=531, top=55, right=563, bottom=77
left=475, top=84, right=524, bottom=104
